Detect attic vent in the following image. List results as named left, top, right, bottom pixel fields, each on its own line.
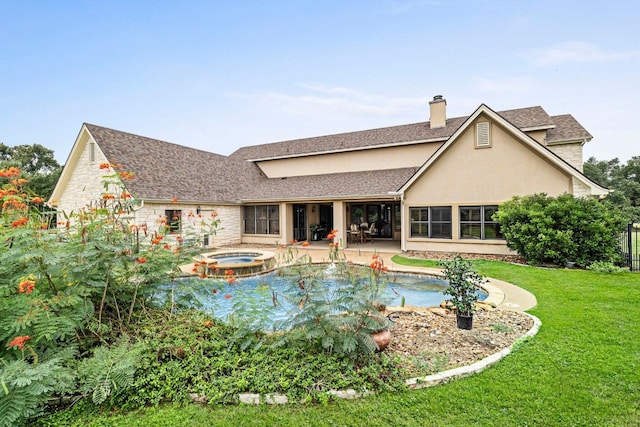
left=476, top=122, right=490, bottom=148
left=89, top=142, right=96, bottom=162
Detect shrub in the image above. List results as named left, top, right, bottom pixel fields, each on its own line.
left=494, top=193, right=626, bottom=267
left=586, top=261, right=627, bottom=273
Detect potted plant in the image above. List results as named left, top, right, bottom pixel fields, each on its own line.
left=440, top=255, right=487, bottom=330
left=310, top=224, right=319, bottom=241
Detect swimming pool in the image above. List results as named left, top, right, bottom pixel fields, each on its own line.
left=170, top=268, right=487, bottom=330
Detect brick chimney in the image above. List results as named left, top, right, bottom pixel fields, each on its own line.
left=429, top=95, right=447, bottom=129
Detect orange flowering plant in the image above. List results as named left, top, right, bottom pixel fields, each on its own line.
left=0, top=165, right=221, bottom=424
left=258, top=236, right=396, bottom=358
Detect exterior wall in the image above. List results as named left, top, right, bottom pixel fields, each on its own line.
left=54, top=130, right=242, bottom=248
left=572, top=177, right=592, bottom=198
left=241, top=202, right=285, bottom=245
left=135, top=203, right=241, bottom=248
left=403, top=115, right=574, bottom=255
left=55, top=133, right=110, bottom=214
left=256, top=143, right=443, bottom=178
left=547, top=143, right=583, bottom=172
left=524, top=129, right=547, bottom=145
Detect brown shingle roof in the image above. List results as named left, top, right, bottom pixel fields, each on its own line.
left=83, top=104, right=591, bottom=204
left=239, top=167, right=419, bottom=201
left=85, top=123, right=263, bottom=203
left=546, top=114, right=593, bottom=143
left=229, top=106, right=557, bottom=161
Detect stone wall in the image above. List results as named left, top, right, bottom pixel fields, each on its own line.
left=56, top=138, right=109, bottom=214
left=135, top=203, right=242, bottom=247
left=547, top=143, right=583, bottom=172
left=404, top=250, right=525, bottom=264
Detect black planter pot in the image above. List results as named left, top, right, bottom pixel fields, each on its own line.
left=456, top=314, right=473, bottom=330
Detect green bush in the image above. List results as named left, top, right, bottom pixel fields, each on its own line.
left=586, top=261, right=627, bottom=273
left=494, top=193, right=626, bottom=267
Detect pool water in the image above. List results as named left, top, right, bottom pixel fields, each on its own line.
left=214, top=255, right=256, bottom=264
left=173, top=270, right=487, bottom=330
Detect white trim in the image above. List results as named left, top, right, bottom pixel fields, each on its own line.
left=520, top=124, right=555, bottom=132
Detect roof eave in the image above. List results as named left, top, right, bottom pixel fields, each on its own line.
left=240, top=193, right=399, bottom=204
left=521, top=124, right=556, bottom=132
left=546, top=137, right=592, bottom=146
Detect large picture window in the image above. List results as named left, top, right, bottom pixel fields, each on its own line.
left=409, top=206, right=451, bottom=238
left=244, top=205, right=280, bottom=235
left=459, top=205, right=503, bottom=239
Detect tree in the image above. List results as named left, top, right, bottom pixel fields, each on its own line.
left=584, top=156, right=640, bottom=222
left=0, top=143, right=62, bottom=200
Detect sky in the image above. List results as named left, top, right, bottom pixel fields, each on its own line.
left=1, top=0, right=638, bottom=164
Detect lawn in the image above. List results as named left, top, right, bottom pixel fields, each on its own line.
left=37, top=258, right=640, bottom=426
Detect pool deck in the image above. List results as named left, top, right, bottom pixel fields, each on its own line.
left=279, top=245, right=538, bottom=312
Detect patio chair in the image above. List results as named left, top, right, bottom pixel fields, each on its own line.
left=363, top=222, right=375, bottom=243
left=348, top=223, right=360, bottom=243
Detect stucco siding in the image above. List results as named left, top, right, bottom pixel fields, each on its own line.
left=404, top=118, right=572, bottom=205
left=257, top=143, right=443, bottom=178
left=401, top=116, right=574, bottom=255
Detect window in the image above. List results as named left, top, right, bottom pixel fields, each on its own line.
left=459, top=205, right=503, bottom=239
left=476, top=122, right=490, bottom=148
left=409, top=206, right=451, bottom=238
left=244, top=205, right=279, bottom=235
left=165, top=209, right=182, bottom=233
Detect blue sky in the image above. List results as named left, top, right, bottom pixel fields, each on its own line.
left=1, top=0, right=638, bottom=164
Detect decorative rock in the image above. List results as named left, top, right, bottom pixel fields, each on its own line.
left=189, top=393, right=208, bottom=404
left=476, top=302, right=496, bottom=311
left=428, top=307, right=448, bottom=317
left=328, top=389, right=373, bottom=399
left=264, top=394, right=289, bottom=404
left=239, top=393, right=261, bottom=405
left=238, top=393, right=289, bottom=405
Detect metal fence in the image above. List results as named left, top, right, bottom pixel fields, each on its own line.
left=620, top=223, right=639, bottom=272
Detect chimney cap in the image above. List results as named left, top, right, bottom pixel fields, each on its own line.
left=431, top=95, right=445, bottom=102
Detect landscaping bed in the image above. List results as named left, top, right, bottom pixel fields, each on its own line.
left=385, top=307, right=535, bottom=375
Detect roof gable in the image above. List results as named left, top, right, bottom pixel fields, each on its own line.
left=396, top=104, right=607, bottom=196
left=71, top=124, right=263, bottom=203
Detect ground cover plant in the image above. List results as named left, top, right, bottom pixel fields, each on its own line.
left=36, top=256, right=640, bottom=426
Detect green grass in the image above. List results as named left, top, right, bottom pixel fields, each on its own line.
left=37, top=258, right=640, bottom=426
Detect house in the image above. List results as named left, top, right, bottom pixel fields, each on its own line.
left=49, top=96, right=608, bottom=256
